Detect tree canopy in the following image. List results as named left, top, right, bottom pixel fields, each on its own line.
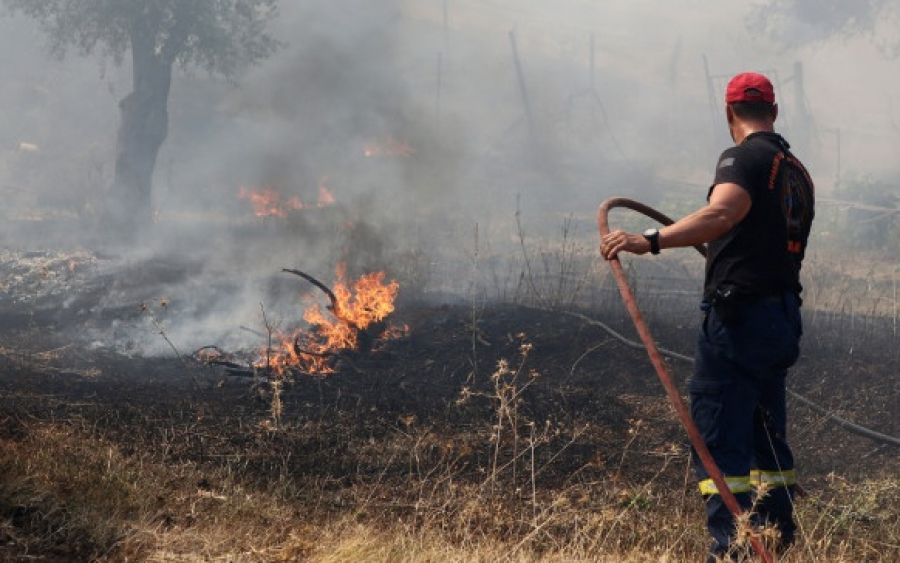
left=1, top=0, right=282, bottom=238
left=1, top=0, right=281, bottom=76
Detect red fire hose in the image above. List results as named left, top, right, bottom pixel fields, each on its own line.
left=597, top=197, right=774, bottom=563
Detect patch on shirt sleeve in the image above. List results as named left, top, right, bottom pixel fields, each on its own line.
left=718, top=157, right=735, bottom=169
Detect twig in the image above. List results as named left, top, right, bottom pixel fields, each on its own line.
left=260, top=303, right=273, bottom=375
left=143, top=304, right=201, bottom=391
left=515, top=195, right=546, bottom=307
left=239, top=325, right=266, bottom=338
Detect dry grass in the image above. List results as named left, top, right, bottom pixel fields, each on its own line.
left=0, top=419, right=702, bottom=561
left=2, top=379, right=899, bottom=562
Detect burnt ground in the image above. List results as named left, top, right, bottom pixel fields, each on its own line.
left=0, top=250, right=898, bottom=559
left=3, top=295, right=897, bottom=476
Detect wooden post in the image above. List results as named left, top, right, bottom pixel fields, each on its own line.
left=443, top=0, right=449, bottom=42
left=667, top=37, right=682, bottom=142
left=436, top=51, right=443, bottom=131
left=792, top=61, right=812, bottom=147
left=834, top=127, right=841, bottom=191
left=793, top=62, right=805, bottom=120
left=702, top=55, right=721, bottom=148
left=589, top=32, right=596, bottom=91
left=509, top=29, right=533, bottom=135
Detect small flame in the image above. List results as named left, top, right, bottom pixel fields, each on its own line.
left=363, top=136, right=415, bottom=158
left=239, top=182, right=335, bottom=218
left=196, top=348, right=223, bottom=363
left=239, top=186, right=294, bottom=218
left=317, top=177, right=335, bottom=206
left=257, top=265, right=404, bottom=374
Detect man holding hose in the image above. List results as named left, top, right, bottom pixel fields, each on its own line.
left=600, top=72, right=815, bottom=561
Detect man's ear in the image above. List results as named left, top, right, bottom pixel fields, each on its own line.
left=726, top=104, right=735, bottom=124
left=772, top=103, right=779, bottom=121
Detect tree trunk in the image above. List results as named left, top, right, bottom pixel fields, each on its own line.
left=112, top=28, right=172, bottom=238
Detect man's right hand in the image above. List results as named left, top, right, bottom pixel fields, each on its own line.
left=601, top=230, right=652, bottom=260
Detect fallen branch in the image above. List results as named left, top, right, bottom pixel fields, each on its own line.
left=192, top=345, right=250, bottom=371
left=291, top=338, right=336, bottom=358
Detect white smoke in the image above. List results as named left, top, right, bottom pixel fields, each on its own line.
left=0, top=1, right=897, bottom=355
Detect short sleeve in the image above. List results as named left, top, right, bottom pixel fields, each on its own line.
left=710, top=146, right=754, bottom=199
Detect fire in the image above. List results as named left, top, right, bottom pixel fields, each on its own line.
left=317, top=179, right=335, bottom=206
left=238, top=186, right=296, bottom=218
left=259, top=265, right=404, bottom=374
left=363, top=136, right=415, bottom=158
left=238, top=180, right=335, bottom=218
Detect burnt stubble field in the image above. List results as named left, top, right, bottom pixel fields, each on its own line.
left=0, top=244, right=898, bottom=562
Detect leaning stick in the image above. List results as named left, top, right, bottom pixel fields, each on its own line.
left=282, top=268, right=341, bottom=317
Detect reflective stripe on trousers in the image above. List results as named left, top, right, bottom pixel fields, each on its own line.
left=698, top=469, right=797, bottom=495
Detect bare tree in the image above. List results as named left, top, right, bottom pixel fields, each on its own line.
left=1, top=0, right=281, bottom=239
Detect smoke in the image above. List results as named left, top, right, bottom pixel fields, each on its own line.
left=0, top=1, right=898, bottom=355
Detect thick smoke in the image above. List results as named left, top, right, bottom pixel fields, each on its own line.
left=0, top=1, right=897, bottom=355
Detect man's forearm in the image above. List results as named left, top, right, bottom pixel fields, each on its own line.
left=659, top=207, right=737, bottom=249
left=659, top=182, right=751, bottom=250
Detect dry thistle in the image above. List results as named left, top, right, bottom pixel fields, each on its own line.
left=456, top=386, right=473, bottom=405
left=270, top=377, right=283, bottom=427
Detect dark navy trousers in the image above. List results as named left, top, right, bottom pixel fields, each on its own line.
left=689, top=292, right=802, bottom=557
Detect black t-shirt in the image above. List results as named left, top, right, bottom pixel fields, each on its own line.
left=704, top=131, right=815, bottom=300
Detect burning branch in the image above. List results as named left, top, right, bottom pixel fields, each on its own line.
left=193, top=266, right=405, bottom=378
left=281, top=268, right=342, bottom=321
left=278, top=265, right=402, bottom=373
left=194, top=345, right=248, bottom=372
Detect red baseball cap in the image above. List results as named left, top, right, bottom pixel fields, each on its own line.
left=725, top=72, right=775, bottom=104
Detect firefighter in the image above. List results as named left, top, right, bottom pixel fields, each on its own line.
left=600, top=72, right=815, bottom=561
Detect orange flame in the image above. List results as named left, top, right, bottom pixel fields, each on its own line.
left=363, top=136, right=415, bottom=158
left=239, top=181, right=335, bottom=218
left=258, top=265, right=404, bottom=374
left=317, top=178, right=335, bottom=206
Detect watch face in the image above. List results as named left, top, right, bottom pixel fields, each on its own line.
left=643, top=228, right=658, bottom=237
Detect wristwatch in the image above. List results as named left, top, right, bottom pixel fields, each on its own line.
left=643, top=228, right=661, bottom=255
